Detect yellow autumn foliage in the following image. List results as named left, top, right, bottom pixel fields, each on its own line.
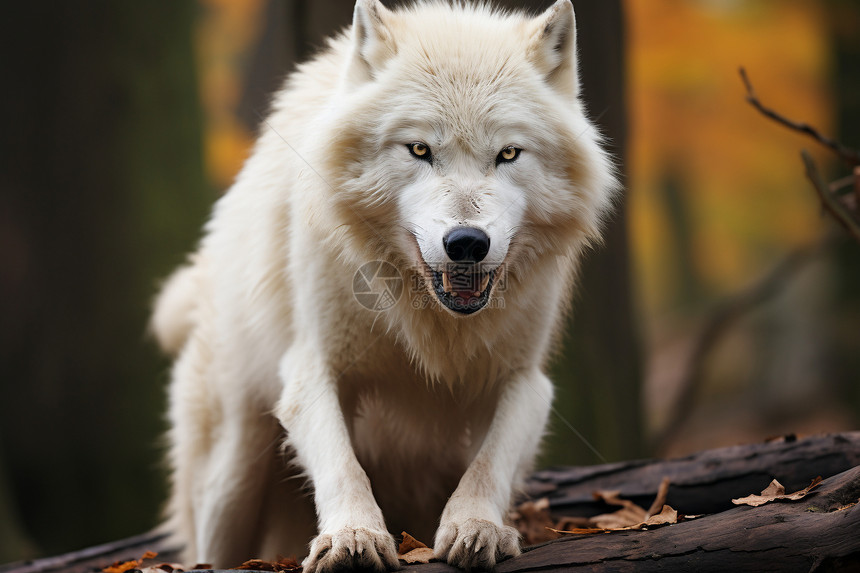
left=626, top=0, right=833, bottom=312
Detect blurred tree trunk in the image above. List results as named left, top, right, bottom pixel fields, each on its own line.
left=0, top=450, right=35, bottom=562
left=540, top=0, right=643, bottom=465
left=239, top=0, right=642, bottom=466
left=0, top=2, right=208, bottom=557
left=827, top=0, right=860, bottom=422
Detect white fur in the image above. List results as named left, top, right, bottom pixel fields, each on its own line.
left=152, top=1, right=616, bottom=570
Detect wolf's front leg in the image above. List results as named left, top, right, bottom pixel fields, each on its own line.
left=275, top=345, right=399, bottom=573
left=435, top=369, right=553, bottom=570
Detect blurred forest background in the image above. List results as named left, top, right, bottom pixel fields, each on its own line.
left=1, top=0, right=858, bottom=563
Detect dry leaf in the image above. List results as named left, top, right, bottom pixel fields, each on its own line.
left=642, top=505, right=677, bottom=527
left=645, top=478, right=671, bottom=517
left=398, top=531, right=428, bottom=554
left=732, top=476, right=822, bottom=507
left=103, top=561, right=142, bottom=573
left=547, top=526, right=609, bottom=535
left=513, top=479, right=692, bottom=540
left=274, top=557, right=301, bottom=572
left=588, top=503, right=680, bottom=532
left=553, top=516, right=594, bottom=532
left=510, top=498, right=560, bottom=544
left=232, top=557, right=300, bottom=572
left=589, top=490, right=648, bottom=529
left=139, top=563, right=186, bottom=573
left=835, top=501, right=858, bottom=512
left=399, top=548, right=436, bottom=564
left=103, top=551, right=160, bottom=573
left=551, top=477, right=694, bottom=535
left=398, top=532, right=436, bottom=564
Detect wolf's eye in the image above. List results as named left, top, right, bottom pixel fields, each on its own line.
left=496, top=146, right=521, bottom=165
left=408, top=142, right=432, bottom=162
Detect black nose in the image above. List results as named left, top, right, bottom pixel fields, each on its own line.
left=443, top=227, right=490, bottom=263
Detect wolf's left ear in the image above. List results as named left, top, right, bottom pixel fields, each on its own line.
left=528, top=0, right=579, bottom=97
left=347, top=0, right=396, bottom=84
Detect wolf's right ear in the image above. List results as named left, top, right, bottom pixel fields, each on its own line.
left=347, top=0, right=396, bottom=84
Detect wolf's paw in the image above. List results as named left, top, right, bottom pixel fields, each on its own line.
left=434, top=518, right=521, bottom=570
left=302, top=527, right=399, bottom=573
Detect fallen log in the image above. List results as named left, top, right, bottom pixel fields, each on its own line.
left=527, top=432, right=860, bottom=518
left=0, top=533, right=177, bottom=573
left=499, top=465, right=860, bottom=572
left=2, top=433, right=857, bottom=573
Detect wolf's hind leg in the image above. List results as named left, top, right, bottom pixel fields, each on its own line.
left=256, top=453, right=317, bottom=561
left=193, top=412, right=282, bottom=567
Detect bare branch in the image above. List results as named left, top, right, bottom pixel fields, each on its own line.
left=651, top=238, right=832, bottom=454
left=739, top=67, right=860, bottom=166
left=855, top=165, right=860, bottom=204
left=829, top=173, right=856, bottom=195
left=802, top=150, right=860, bottom=242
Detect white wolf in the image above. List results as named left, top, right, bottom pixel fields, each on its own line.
left=151, top=0, right=616, bottom=570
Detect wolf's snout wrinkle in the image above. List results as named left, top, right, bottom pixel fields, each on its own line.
left=443, top=227, right=490, bottom=263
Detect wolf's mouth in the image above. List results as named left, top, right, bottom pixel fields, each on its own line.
left=431, top=266, right=496, bottom=315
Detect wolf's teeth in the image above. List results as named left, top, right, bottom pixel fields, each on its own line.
left=442, top=272, right=453, bottom=294
left=480, top=274, right=490, bottom=292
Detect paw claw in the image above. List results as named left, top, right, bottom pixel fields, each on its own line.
left=435, top=518, right=521, bottom=570
left=303, top=527, right=398, bottom=573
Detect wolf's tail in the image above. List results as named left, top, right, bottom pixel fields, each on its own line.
left=150, top=258, right=201, bottom=356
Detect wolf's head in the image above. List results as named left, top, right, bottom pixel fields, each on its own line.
left=321, top=0, right=617, bottom=318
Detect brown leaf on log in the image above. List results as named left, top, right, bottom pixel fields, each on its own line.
left=231, top=557, right=300, bottom=572
left=397, top=532, right=436, bottom=564
left=515, top=477, right=698, bottom=538
left=510, top=498, right=560, bottom=544
left=102, top=561, right=140, bottom=573
left=731, top=476, right=822, bottom=507
left=150, top=564, right=187, bottom=573
left=138, top=561, right=189, bottom=573
left=103, top=551, right=159, bottom=573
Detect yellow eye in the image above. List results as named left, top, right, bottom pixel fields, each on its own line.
left=498, top=146, right=520, bottom=163
left=408, top=142, right=431, bottom=161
